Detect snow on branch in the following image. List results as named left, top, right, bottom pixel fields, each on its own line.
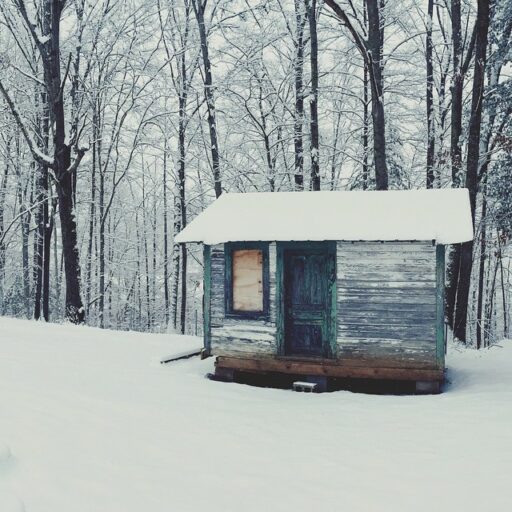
left=66, top=146, right=88, bottom=176
left=0, top=80, right=54, bottom=168
left=13, top=0, right=49, bottom=58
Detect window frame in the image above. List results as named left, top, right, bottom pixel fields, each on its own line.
left=224, top=242, right=270, bottom=320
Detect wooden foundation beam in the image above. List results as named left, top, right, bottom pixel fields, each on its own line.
left=216, top=356, right=444, bottom=382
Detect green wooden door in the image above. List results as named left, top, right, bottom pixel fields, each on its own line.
left=284, top=249, right=331, bottom=357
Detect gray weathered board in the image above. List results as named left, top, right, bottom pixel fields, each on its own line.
left=206, top=241, right=439, bottom=369
left=210, top=244, right=276, bottom=355
left=336, top=242, right=437, bottom=364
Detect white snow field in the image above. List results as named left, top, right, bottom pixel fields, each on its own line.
left=0, top=317, right=511, bottom=512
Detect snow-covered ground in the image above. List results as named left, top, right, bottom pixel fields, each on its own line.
left=0, top=317, right=511, bottom=512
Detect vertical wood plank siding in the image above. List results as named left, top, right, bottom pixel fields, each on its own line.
left=336, top=242, right=438, bottom=366
left=210, top=243, right=277, bottom=355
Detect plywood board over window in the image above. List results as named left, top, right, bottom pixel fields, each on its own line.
left=224, top=242, right=269, bottom=320
left=233, top=249, right=263, bottom=312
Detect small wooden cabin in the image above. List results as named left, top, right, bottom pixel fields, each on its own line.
left=176, top=189, right=473, bottom=392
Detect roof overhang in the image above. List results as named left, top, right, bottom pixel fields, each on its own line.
left=175, top=189, right=473, bottom=245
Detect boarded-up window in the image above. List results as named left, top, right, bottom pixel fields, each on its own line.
left=232, top=249, right=263, bottom=312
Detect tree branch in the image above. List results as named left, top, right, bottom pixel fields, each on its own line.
left=67, top=146, right=87, bottom=175
left=0, top=79, right=54, bottom=168
left=323, top=0, right=369, bottom=66
left=461, top=21, right=477, bottom=76
left=12, top=0, right=48, bottom=60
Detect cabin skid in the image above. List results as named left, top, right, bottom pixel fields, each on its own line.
left=214, top=355, right=444, bottom=393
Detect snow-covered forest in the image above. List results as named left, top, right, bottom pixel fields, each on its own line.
left=0, top=0, right=510, bottom=346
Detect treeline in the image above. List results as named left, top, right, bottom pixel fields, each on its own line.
left=0, top=0, right=510, bottom=345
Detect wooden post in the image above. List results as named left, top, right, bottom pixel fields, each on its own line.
left=275, top=243, right=285, bottom=355
left=436, top=244, right=446, bottom=369
left=203, top=244, right=212, bottom=356
left=327, top=241, right=338, bottom=359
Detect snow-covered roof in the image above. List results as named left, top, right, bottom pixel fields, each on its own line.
left=175, top=189, right=473, bottom=245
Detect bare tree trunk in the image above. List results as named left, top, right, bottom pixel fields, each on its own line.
left=98, top=141, right=106, bottom=328
left=33, top=88, right=51, bottom=321
left=33, top=162, right=48, bottom=320
left=366, top=0, right=388, bottom=190
left=152, top=194, right=157, bottom=327
left=453, top=0, right=490, bottom=343
left=450, top=0, right=464, bottom=187
left=42, top=195, right=53, bottom=321
left=163, top=142, right=170, bottom=326
left=324, top=0, right=389, bottom=189
left=293, top=0, right=306, bottom=190
left=445, top=0, right=464, bottom=330
left=497, top=233, right=508, bottom=338
left=306, top=0, right=320, bottom=190
left=85, top=108, right=99, bottom=317
left=476, top=181, right=487, bottom=348
left=254, top=83, right=277, bottom=191
left=16, top=136, right=32, bottom=318
left=135, top=209, right=143, bottom=329
left=178, top=92, right=188, bottom=335
left=180, top=241, right=187, bottom=335
left=56, top=164, right=84, bottom=323
left=485, top=244, right=499, bottom=346
left=362, top=3, right=369, bottom=190
left=142, top=166, right=151, bottom=331
left=426, top=0, right=435, bottom=188
left=193, top=0, right=222, bottom=198
left=45, top=0, right=85, bottom=323
left=171, top=193, right=181, bottom=331
left=53, top=222, right=61, bottom=316
left=158, top=0, right=194, bottom=333
left=0, top=144, right=9, bottom=313
left=446, top=0, right=477, bottom=331
left=330, top=111, right=342, bottom=190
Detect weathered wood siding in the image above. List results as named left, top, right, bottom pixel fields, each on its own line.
left=209, top=243, right=277, bottom=355
left=206, top=241, right=440, bottom=370
left=336, top=241, right=438, bottom=367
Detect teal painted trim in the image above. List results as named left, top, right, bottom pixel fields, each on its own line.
left=224, top=242, right=270, bottom=320
left=275, top=243, right=285, bottom=355
left=275, top=241, right=337, bottom=359
left=436, top=244, right=445, bottom=369
left=203, top=245, right=212, bottom=356
left=327, top=241, right=338, bottom=359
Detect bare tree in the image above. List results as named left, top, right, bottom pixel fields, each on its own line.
left=324, top=0, right=389, bottom=189
left=452, top=0, right=491, bottom=343
left=0, top=0, right=87, bottom=323
left=192, top=0, right=222, bottom=198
